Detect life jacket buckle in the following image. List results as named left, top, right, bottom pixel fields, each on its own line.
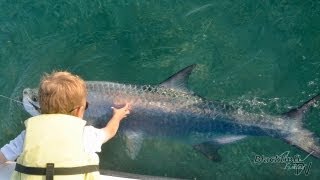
left=46, top=163, right=54, bottom=180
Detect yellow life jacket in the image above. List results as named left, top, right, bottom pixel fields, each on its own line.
left=11, top=114, right=100, bottom=180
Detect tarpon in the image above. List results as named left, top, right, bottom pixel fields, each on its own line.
left=22, top=65, right=320, bottom=161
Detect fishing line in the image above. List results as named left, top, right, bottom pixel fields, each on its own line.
left=0, top=94, right=33, bottom=108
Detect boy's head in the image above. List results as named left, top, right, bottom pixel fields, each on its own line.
left=39, top=71, right=87, bottom=115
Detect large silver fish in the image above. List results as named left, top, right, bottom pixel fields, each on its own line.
left=22, top=65, right=320, bottom=161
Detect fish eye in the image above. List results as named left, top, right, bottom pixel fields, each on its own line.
left=32, top=96, right=38, bottom=102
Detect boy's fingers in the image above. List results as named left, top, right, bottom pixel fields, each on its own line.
left=111, top=103, right=131, bottom=111
left=122, top=103, right=131, bottom=111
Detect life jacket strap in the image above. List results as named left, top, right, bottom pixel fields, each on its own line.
left=15, top=163, right=99, bottom=179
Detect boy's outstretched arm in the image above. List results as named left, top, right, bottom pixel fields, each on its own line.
left=0, top=151, right=7, bottom=165
left=102, top=103, right=131, bottom=143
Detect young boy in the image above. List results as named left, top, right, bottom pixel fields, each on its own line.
left=0, top=71, right=130, bottom=179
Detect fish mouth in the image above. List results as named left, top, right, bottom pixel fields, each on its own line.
left=22, top=95, right=41, bottom=116
left=27, top=98, right=40, bottom=112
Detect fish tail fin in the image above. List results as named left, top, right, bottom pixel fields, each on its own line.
left=283, top=93, right=320, bottom=158
left=282, top=93, right=320, bottom=119
left=285, top=129, right=320, bottom=158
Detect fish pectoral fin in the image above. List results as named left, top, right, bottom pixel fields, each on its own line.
left=193, top=141, right=222, bottom=162
left=123, top=131, right=144, bottom=160
left=214, top=135, right=247, bottom=145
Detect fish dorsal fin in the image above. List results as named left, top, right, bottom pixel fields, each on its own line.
left=159, top=64, right=196, bottom=92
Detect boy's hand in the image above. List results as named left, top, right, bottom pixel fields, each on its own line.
left=102, top=103, right=131, bottom=142
left=111, top=103, right=131, bottom=120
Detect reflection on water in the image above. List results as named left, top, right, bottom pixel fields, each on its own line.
left=0, top=0, right=320, bottom=179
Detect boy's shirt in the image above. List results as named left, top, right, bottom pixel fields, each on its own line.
left=0, top=126, right=107, bottom=161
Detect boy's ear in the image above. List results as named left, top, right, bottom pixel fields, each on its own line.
left=73, top=106, right=84, bottom=118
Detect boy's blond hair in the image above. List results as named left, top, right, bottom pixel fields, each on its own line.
left=39, top=71, right=87, bottom=114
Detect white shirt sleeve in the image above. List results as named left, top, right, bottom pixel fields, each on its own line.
left=0, top=131, right=25, bottom=161
left=83, top=126, right=109, bottom=153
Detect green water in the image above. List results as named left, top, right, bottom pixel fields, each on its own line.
left=1, top=0, right=320, bottom=179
